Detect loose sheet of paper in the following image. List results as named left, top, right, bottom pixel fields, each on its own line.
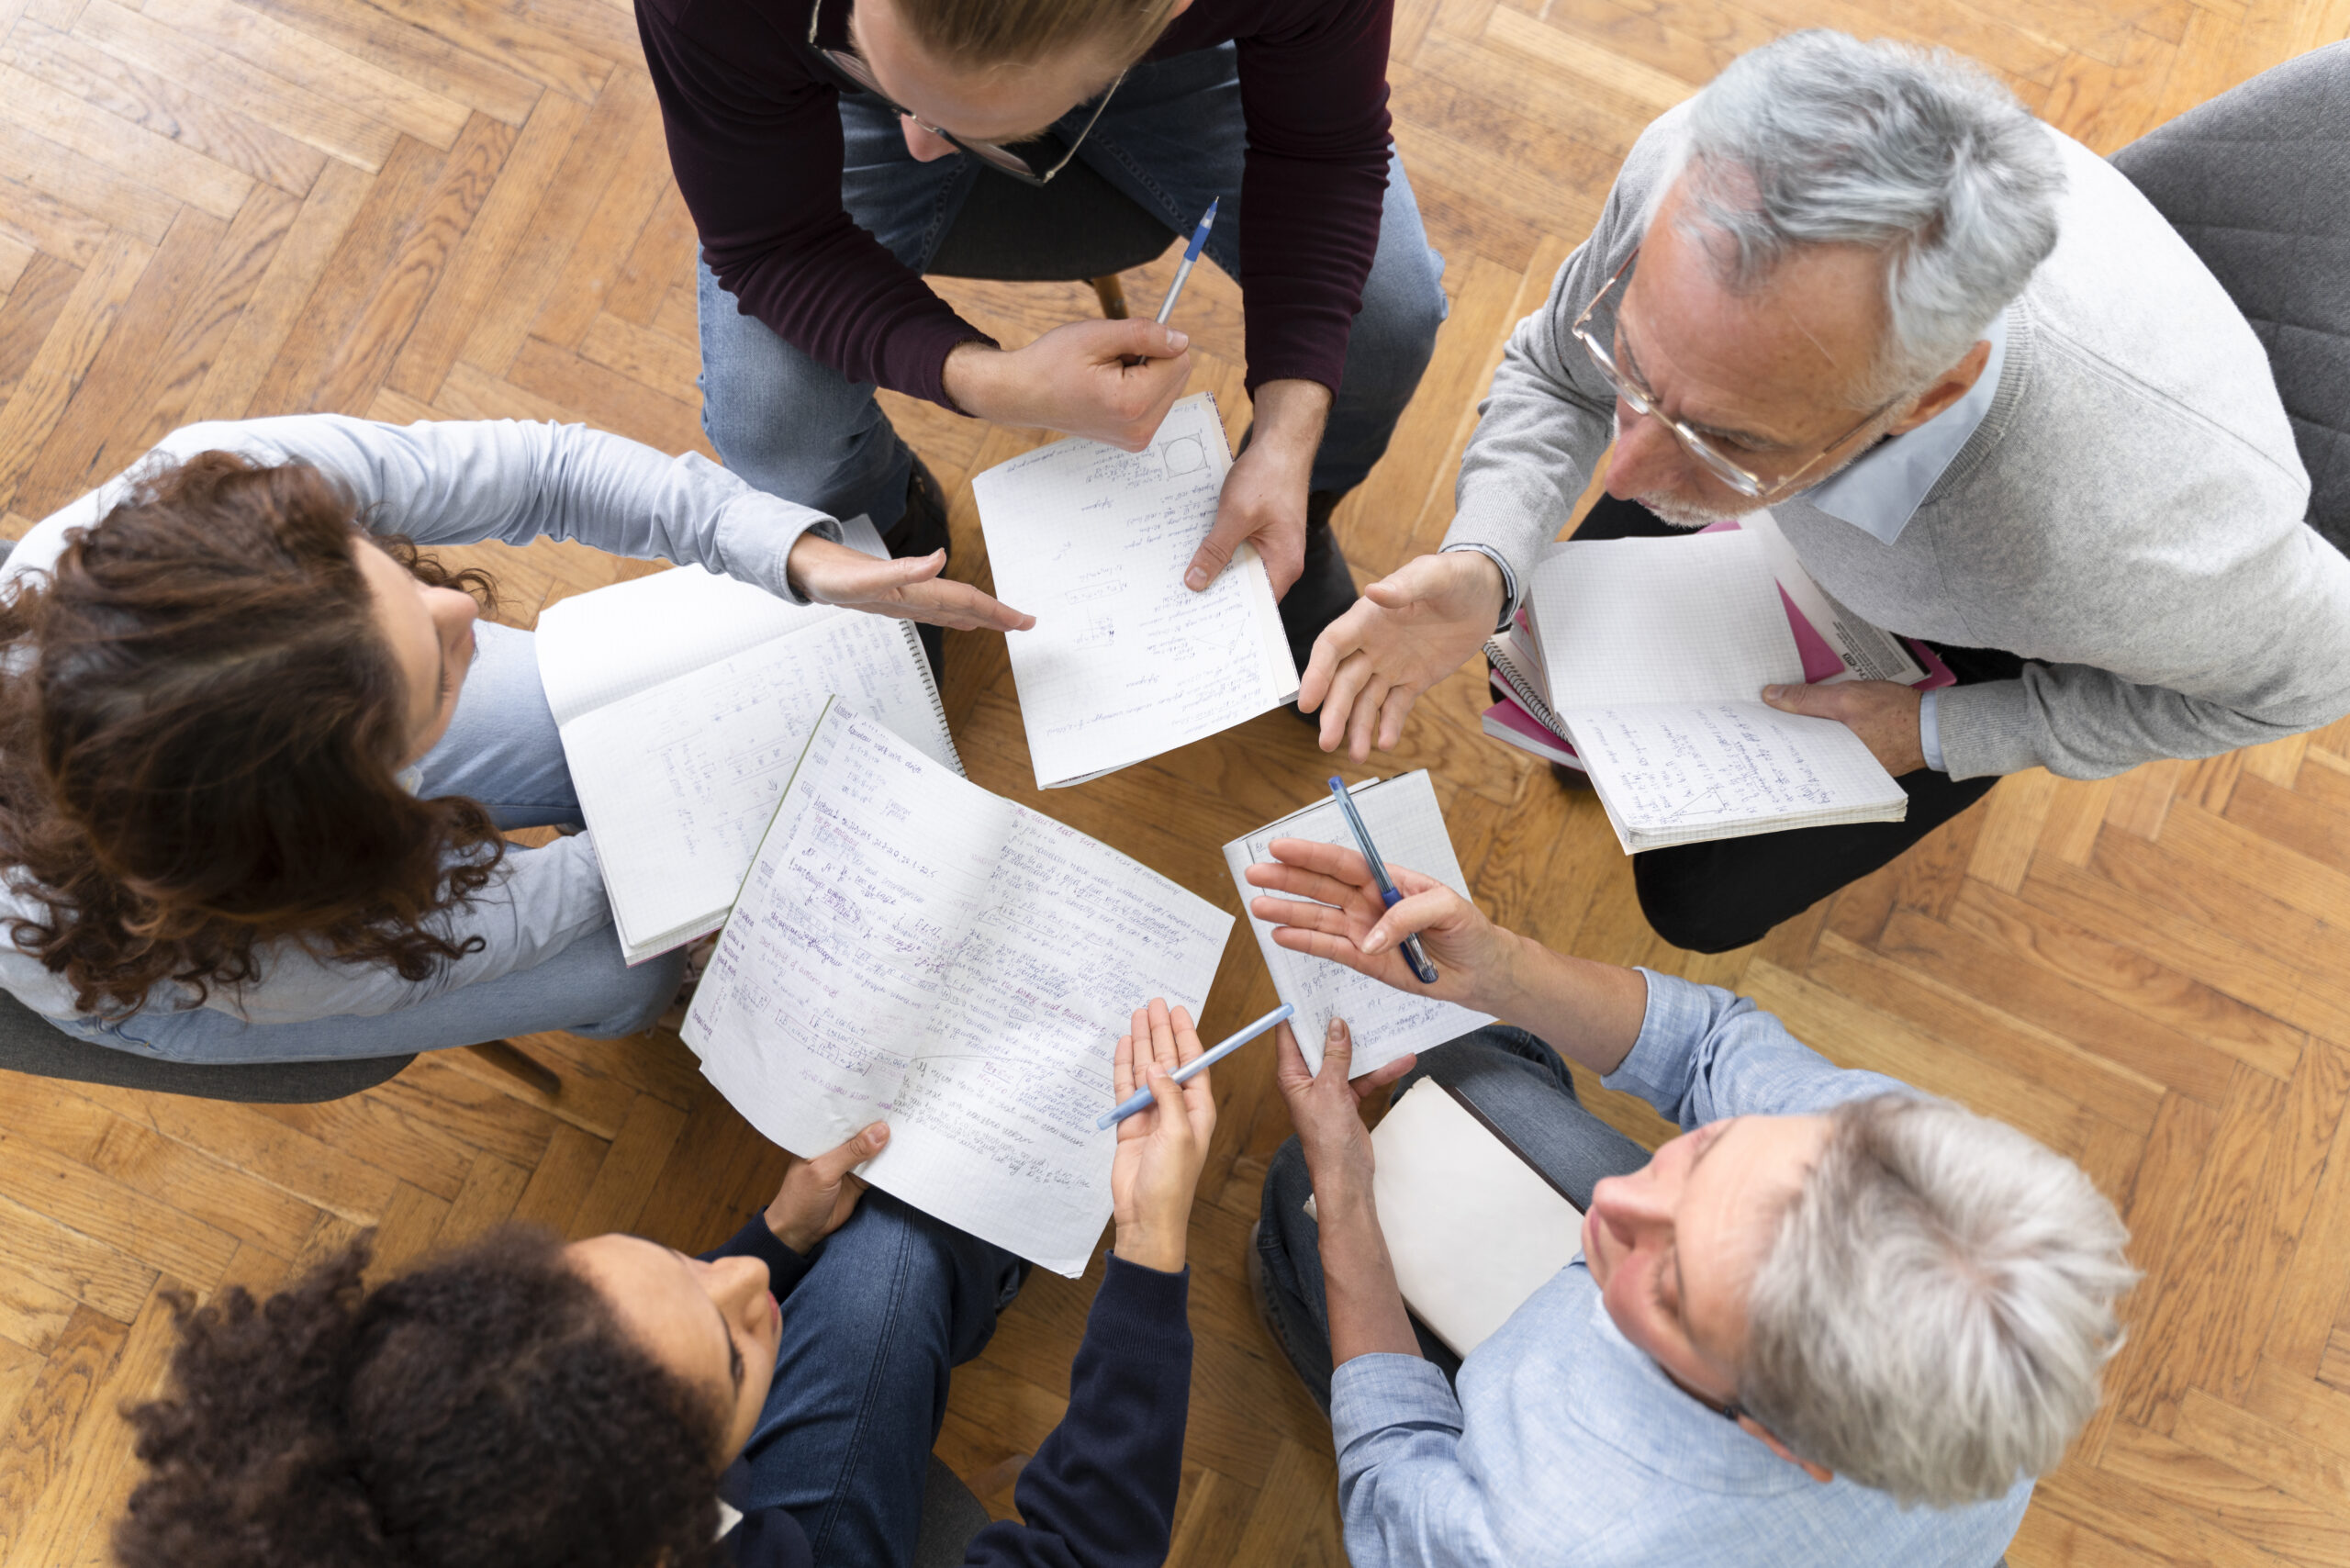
left=975, top=394, right=1298, bottom=788
left=1531, top=531, right=1803, bottom=711
left=684, top=702, right=1234, bottom=1275
left=1566, top=700, right=1907, bottom=849
left=1225, top=772, right=1491, bottom=1079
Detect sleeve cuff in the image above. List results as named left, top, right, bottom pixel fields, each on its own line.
left=1441, top=543, right=1522, bottom=631
left=1099, top=1252, right=1192, bottom=1314
left=1597, top=968, right=1714, bottom=1125
left=1930, top=678, right=2036, bottom=780
left=1329, top=1353, right=1464, bottom=1453
left=1918, top=687, right=1946, bottom=772
left=704, top=1214, right=819, bottom=1298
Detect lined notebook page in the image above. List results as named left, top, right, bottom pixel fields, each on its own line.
left=565, top=610, right=957, bottom=958
left=1571, top=700, right=1907, bottom=850
left=1226, top=772, right=1492, bottom=1079
left=975, top=394, right=1298, bottom=788
left=685, top=702, right=1233, bottom=1276
left=538, top=566, right=835, bottom=723
left=1531, top=532, right=1803, bottom=711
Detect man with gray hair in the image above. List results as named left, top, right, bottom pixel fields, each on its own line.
left=1300, top=30, right=2350, bottom=950
left=1241, top=834, right=2136, bottom=1566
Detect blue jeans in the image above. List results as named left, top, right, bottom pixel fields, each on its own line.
left=698, top=43, right=1449, bottom=527
left=45, top=622, right=686, bottom=1062
left=1255, top=1025, right=1654, bottom=1412
left=725, top=1192, right=1025, bottom=1568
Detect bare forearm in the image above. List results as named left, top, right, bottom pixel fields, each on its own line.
left=1316, top=1188, right=1421, bottom=1364
left=1484, top=933, right=1651, bottom=1078
left=1248, top=378, right=1332, bottom=468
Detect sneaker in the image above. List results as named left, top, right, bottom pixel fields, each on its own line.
left=1280, top=490, right=1357, bottom=722
left=883, top=456, right=950, bottom=681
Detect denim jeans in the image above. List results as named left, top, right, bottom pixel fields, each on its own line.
left=1255, top=1025, right=1655, bottom=1412
left=725, top=1192, right=1026, bottom=1568
left=44, top=622, right=686, bottom=1062
left=698, top=42, right=1450, bottom=528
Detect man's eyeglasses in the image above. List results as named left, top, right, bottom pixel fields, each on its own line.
left=1571, top=249, right=1894, bottom=500
left=807, top=0, right=1125, bottom=187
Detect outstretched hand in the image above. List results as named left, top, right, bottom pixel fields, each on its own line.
left=1110, top=999, right=1217, bottom=1273
left=785, top=533, right=1035, bottom=633
left=1245, top=837, right=1516, bottom=1014
left=1299, top=551, right=1505, bottom=758
left=764, top=1122, right=887, bottom=1254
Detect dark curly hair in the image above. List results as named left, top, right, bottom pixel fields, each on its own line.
left=0, top=450, right=510, bottom=1018
left=114, top=1229, right=727, bottom=1568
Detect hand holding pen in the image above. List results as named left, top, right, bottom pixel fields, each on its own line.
left=1123, top=198, right=1218, bottom=368
left=1242, top=836, right=1516, bottom=1014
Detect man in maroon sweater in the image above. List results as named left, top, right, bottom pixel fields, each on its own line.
left=636, top=0, right=1447, bottom=672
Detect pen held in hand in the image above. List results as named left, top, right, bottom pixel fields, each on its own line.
left=1121, top=197, right=1218, bottom=368
left=1098, top=1001, right=1292, bottom=1130
left=1326, top=776, right=1442, bottom=985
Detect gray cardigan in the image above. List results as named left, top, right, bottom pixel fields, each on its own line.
left=1445, top=112, right=2350, bottom=781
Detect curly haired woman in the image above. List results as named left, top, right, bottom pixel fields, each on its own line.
left=115, top=997, right=1213, bottom=1568
left=0, top=413, right=1027, bottom=1062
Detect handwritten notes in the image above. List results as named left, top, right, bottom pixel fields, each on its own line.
left=1225, top=772, right=1492, bottom=1079
left=975, top=394, right=1299, bottom=789
left=683, top=700, right=1234, bottom=1275
left=536, top=566, right=957, bottom=961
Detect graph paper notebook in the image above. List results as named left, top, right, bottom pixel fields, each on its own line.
left=1223, top=771, right=1492, bottom=1080
left=534, top=542, right=959, bottom=964
left=973, top=393, right=1299, bottom=790
left=1517, top=530, right=1908, bottom=854
left=682, top=700, right=1233, bottom=1275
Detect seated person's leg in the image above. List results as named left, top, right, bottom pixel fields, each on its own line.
left=1308, top=152, right=1448, bottom=503
left=412, top=621, right=578, bottom=830
left=50, top=923, right=688, bottom=1063
left=728, top=1192, right=1024, bottom=1568
left=1255, top=1025, right=1651, bottom=1410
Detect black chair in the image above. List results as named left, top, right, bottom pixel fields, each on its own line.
left=925, top=159, right=1181, bottom=319
left=2110, top=40, right=2350, bottom=551
left=911, top=1453, right=992, bottom=1568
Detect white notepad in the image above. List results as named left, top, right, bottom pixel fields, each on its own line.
left=1224, top=772, right=1492, bottom=1080
left=682, top=700, right=1235, bottom=1276
left=1361, top=1078, right=1584, bottom=1358
left=535, top=553, right=958, bottom=963
left=1527, top=532, right=1907, bottom=854
left=973, top=393, right=1300, bottom=789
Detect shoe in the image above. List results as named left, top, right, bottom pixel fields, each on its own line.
left=1281, top=490, right=1357, bottom=722
left=881, top=456, right=949, bottom=681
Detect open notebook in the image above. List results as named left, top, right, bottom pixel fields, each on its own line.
left=681, top=700, right=1234, bottom=1276
left=1305, top=1079, right=1584, bottom=1357
left=1510, top=530, right=1908, bottom=854
left=534, top=543, right=957, bottom=964
left=1224, top=772, right=1491, bottom=1080
left=973, top=393, right=1299, bottom=789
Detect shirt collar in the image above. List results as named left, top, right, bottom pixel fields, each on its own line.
left=1798, top=308, right=2009, bottom=544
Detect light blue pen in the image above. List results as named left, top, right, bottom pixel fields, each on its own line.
left=1327, top=778, right=1441, bottom=986
left=1152, top=197, right=1218, bottom=326
left=1098, top=1002, right=1292, bottom=1130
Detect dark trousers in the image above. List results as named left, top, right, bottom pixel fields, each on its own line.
left=1562, top=496, right=2027, bottom=954
left=1253, top=1025, right=1653, bottom=1412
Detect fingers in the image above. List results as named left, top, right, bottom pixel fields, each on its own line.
left=1272, top=1020, right=1314, bottom=1091
left=1262, top=837, right=1375, bottom=888
left=1248, top=892, right=1355, bottom=937
left=1317, top=649, right=1378, bottom=755
left=1114, top=1014, right=1141, bottom=1103
left=1270, top=923, right=1387, bottom=976
left=811, top=1122, right=889, bottom=1183
left=1343, top=671, right=1393, bottom=762
left=887, top=571, right=1036, bottom=632
left=1318, top=1017, right=1356, bottom=1082
left=1352, top=1052, right=1417, bottom=1103
left=1107, top=319, right=1190, bottom=363
left=1360, top=887, right=1464, bottom=956
left=1297, top=604, right=1363, bottom=712
left=1146, top=996, right=1181, bottom=1079
left=1377, top=683, right=1419, bottom=754
left=1761, top=682, right=1835, bottom=717
left=1184, top=499, right=1258, bottom=592
left=1168, top=1003, right=1203, bottom=1067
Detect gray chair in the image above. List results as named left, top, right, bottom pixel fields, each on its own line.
left=2110, top=40, right=2350, bottom=551
left=926, top=158, right=1181, bottom=319
left=912, top=1452, right=992, bottom=1568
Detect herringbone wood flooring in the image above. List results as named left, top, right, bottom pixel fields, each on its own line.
left=0, top=0, right=2344, bottom=1562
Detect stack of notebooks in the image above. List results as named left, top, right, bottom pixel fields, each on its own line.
left=1483, top=513, right=1952, bottom=854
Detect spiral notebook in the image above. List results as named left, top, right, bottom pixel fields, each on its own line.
left=535, top=536, right=960, bottom=964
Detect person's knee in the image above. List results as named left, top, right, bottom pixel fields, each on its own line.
left=568, top=945, right=684, bottom=1037
left=1632, top=861, right=1770, bottom=954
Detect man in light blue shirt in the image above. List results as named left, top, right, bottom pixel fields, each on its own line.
left=1241, top=835, right=2134, bottom=1568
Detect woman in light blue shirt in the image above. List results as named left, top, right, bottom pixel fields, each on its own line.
left=0, top=415, right=1026, bottom=1063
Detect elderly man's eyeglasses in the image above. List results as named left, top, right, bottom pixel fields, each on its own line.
left=1571, top=249, right=1895, bottom=500
left=807, top=0, right=1125, bottom=187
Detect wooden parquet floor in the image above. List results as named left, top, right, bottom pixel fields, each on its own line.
left=0, top=0, right=2344, bottom=1561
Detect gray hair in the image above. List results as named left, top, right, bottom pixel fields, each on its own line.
left=1659, top=30, right=2065, bottom=402
left=1741, top=1094, right=2136, bottom=1507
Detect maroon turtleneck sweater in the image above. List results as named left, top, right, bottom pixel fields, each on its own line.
left=633, top=0, right=1395, bottom=409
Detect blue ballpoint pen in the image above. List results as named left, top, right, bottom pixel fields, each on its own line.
left=1153, top=197, right=1218, bottom=326
left=1327, top=778, right=1442, bottom=985
left=1097, top=1002, right=1292, bottom=1130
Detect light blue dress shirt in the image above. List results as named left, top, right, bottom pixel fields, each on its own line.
left=1328, top=971, right=2034, bottom=1568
